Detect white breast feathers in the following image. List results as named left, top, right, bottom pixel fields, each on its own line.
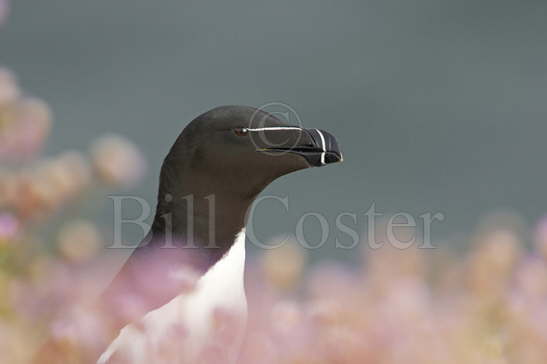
left=98, top=230, right=248, bottom=364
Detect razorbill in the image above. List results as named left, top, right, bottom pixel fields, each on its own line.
left=97, top=105, right=342, bottom=363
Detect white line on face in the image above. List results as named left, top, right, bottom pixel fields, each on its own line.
left=315, top=129, right=327, bottom=165
left=245, top=127, right=302, bottom=132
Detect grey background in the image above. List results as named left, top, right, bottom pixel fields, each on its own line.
left=1, top=0, right=546, bottom=259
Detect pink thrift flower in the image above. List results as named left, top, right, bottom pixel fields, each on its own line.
left=0, top=0, right=8, bottom=25
left=0, top=212, right=19, bottom=241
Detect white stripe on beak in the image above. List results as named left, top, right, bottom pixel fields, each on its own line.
left=315, top=129, right=326, bottom=166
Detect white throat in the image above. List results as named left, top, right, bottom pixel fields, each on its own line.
left=98, top=230, right=248, bottom=364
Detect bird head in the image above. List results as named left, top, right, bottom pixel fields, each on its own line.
left=150, top=105, right=343, bottom=253
left=167, top=105, right=342, bottom=199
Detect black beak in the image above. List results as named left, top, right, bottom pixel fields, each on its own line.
left=251, top=128, right=343, bottom=167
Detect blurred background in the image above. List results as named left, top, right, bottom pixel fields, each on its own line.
left=1, top=0, right=547, bottom=258
left=3, top=2, right=547, bottom=363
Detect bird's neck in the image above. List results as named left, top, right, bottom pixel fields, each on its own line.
left=148, top=180, right=255, bottom=271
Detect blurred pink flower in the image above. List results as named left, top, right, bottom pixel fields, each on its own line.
left=0, top=212, right=19, bottom=241
left=57, top=219, right=102, bottom=263
left=0, top=68, right=19, bottom=105
left=534, top=216, right=547, bottom=259
left=0, top=95, right=52, bottom=162
left=261, top=238, right=306, bottom=291
left=0, top=0, right=8, bottom=25
left=90, top=134, right=146, bottom=187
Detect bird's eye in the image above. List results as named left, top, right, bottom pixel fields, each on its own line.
left=233, top=128, right=249, bottom=137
